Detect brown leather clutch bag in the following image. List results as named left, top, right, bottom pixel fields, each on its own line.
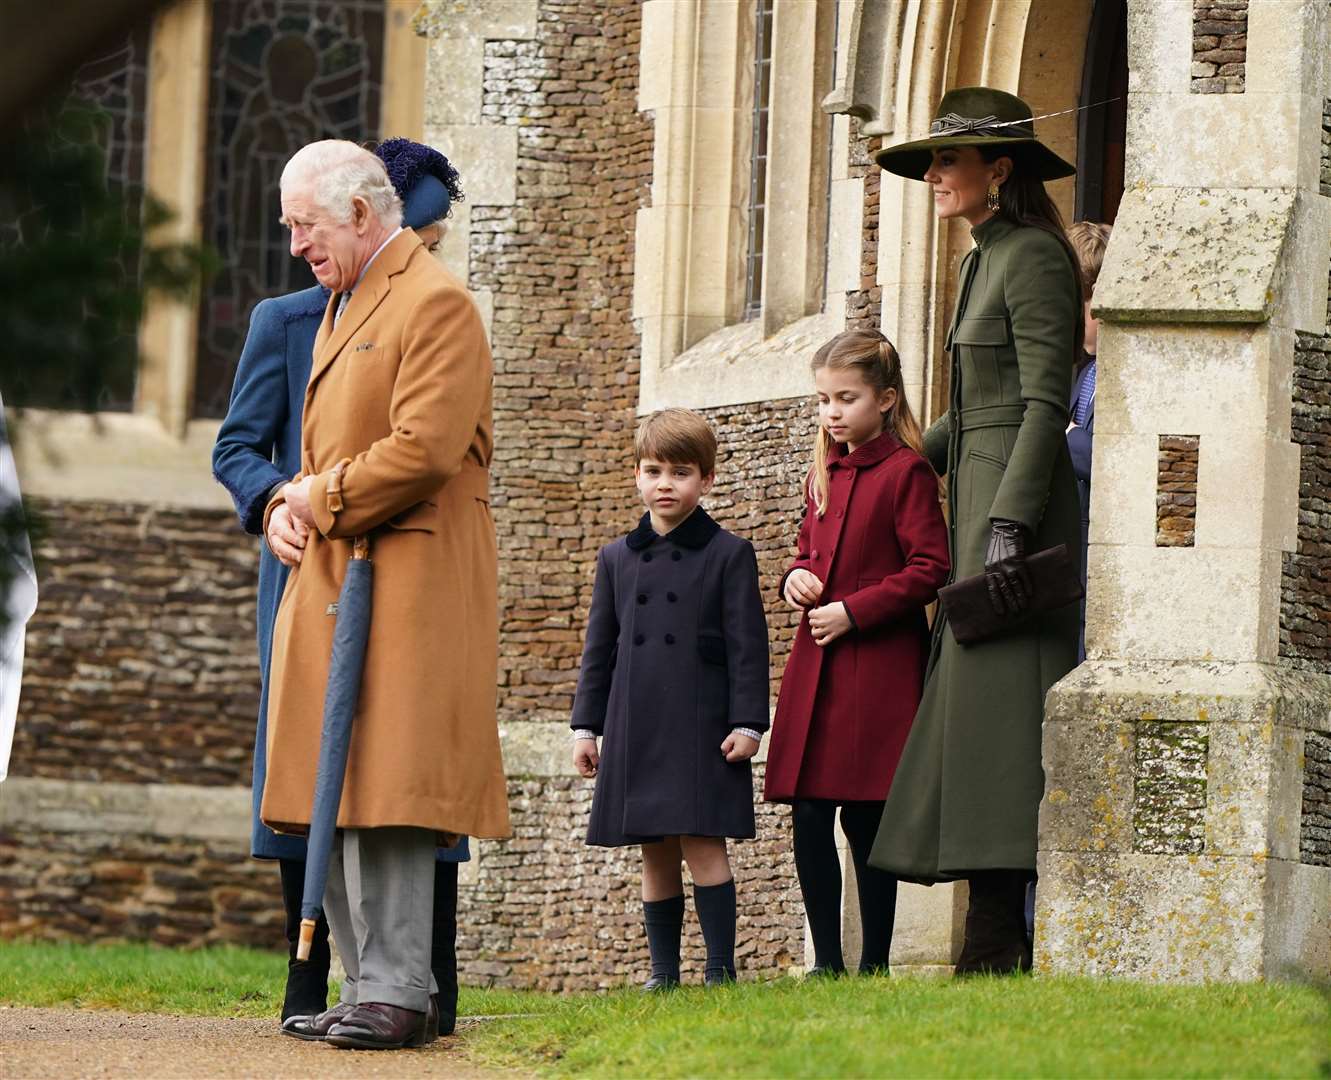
left=938, top=543, right=1083, bottom=646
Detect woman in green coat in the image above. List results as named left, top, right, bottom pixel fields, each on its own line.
left=868, top=87, right=1083, bottom=974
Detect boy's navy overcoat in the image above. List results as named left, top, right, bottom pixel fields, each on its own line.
left=571, top=509, right=770, bottom=846
left=212, top=284, right=470, bottom=862
left=764, top=432, right=950, bottom=804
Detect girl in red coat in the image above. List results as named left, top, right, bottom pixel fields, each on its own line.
left=765, top=330, right=950, bottom=975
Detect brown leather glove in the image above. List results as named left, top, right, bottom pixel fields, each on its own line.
left=984, top=519, right=1033, bottom=615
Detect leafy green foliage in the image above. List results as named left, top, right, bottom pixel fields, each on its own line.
left=0, top=101, right=213, bottom=413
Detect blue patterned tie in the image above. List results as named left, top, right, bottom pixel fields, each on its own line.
left=1074, top=361, right=1096, bottom=426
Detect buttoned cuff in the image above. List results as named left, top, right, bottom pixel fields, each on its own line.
left=731, top=727, right=764, bottom=743
left=572, top=729, right=598, bottom=742
left=309, top=458, right=352, bottom=538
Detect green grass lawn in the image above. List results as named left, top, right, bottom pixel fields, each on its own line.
left=0, top=941, right=1327, bottom=1078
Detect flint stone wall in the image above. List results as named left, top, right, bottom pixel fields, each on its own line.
left=845, top=120, right=882, bottom=332
left=1191, top=0, right=1247, bottom=94
left=12, top=497, right=260, bottom=786
left=1281, top=261, right=1331, bottom=674
left=1156, top=435, right=1200, bottom=548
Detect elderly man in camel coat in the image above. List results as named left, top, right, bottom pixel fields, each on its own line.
left=262, top=140, right=510, bottom=1051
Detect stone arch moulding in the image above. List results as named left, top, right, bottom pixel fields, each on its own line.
left=632, top=0, right=855, bottom=415
left=830, top=0, right=1092, bottom=426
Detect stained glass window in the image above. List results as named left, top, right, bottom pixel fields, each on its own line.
left=194, top=0, right=385, bottom=419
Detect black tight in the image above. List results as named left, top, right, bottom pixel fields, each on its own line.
left=791, top=800, right=898, bottom=973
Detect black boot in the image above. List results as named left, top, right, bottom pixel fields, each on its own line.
left=642, top=894, right=684, bottom=990
left=954, top=870, right=1033, bottom=976
left=694, top=879, right=737, bottom=986
left=278, top=858, right=331, bottom=1021
left=431, top=860, right=459, bottom=1036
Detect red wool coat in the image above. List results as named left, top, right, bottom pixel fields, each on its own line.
left=765, top=432, right=950, bottom=803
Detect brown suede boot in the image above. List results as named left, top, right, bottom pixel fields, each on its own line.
left=953, top=870, right=1033, bottom=976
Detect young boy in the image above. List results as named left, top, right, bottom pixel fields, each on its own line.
left=1066, top=220, right=1111, bottom=664
left=571, top=408, right=770, bottom=989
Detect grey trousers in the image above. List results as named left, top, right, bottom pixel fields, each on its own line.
left=324, top=826, right=437, bottom=1012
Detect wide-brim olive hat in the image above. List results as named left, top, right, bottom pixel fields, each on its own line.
left=875, top=86, right=1075, bottom=182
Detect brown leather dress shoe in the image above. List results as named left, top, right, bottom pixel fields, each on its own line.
left=325, top=1000, right=438, bottom=1050
left=280, top=1002, right=355, bottom=1041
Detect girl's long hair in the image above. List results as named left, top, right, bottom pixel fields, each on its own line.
left=981, top=146, right=1086, bottom=361
left=809, top=330, right=928, bottom=517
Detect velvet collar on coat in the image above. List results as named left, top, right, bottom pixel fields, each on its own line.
left=827, top=429, right=903, bottom=470
left=626, top=506, right=721, bottom=550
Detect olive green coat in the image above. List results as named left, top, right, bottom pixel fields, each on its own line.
left=870, top=215, right=1081, bottom=881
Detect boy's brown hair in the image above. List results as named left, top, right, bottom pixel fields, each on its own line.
left=1067, top=221, right=1112, bottom=295
left=634, top=408, right=718, bottom=476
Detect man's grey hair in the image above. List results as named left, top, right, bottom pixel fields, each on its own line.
left=281, top=140, right=403, bottom=228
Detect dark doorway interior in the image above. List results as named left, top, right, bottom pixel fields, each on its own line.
left=1077, top=0, right=1128, bottom=225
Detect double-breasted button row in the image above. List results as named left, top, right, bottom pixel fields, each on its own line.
left=634, top=633, right=676, bottom=645
left=637, top=592, right=679, bottom=604
left=641, top=549, right=684, bottom=562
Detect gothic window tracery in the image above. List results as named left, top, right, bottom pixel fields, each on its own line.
left=194, top=0, right=385, bottom=419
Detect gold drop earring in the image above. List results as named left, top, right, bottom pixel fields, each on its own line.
left=986, top=182, right=1001, bottom=213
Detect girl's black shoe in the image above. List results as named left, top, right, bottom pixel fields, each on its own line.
left=703, top=967, right=735, bottom=987
left=641, top=973, right=681, bottom=992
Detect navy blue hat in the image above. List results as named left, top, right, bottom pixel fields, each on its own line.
left=375, top=138, right=465, bottom=230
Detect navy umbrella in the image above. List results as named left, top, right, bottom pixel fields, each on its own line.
left=297, top=536, right=373, bottom=961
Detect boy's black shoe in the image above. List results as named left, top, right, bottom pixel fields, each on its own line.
left=642, top=973, right=681, bottom=992
left=805, top=964, right=846, bottom=979
left=703, top=967, right=735, bottom=987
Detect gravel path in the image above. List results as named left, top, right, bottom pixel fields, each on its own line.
left=0, top=1007, right=518, bottom=1079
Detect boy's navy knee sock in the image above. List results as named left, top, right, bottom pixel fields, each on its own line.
left=643, top=894, right=685, bottom=982
left=693, top=879, right=737, bottom=981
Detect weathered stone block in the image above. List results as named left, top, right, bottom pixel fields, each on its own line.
left=1036, top=850, right=1292, bottom=981
left=1040, top=719, right=1136, bottom=855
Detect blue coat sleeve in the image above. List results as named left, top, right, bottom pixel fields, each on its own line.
left=212, top=299, right=292, bottom=535
left=722, top=540, right=771, bottom=734
left=570, top=547, right=619, bottom=736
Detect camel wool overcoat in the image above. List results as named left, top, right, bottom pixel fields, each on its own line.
left=870, top=215, right=1081, bottom=882
left=261, top=229, right=510, bottom=841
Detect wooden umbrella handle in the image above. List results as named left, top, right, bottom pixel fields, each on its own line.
left=296, top=918, right=318, bottom=961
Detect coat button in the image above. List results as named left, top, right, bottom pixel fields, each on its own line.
left=637, top=594, right=647, bottom=604
left=665, top=633, right=675, bottom=645
left=667, top=591, right=677, bottom=603
left=634, top=634, right=645, bottom=645
left=671, top=550, right=682, bottom=561
left=811, top=549, right=820, bottom=559
left=643, top=553, right=652, bottom=563
left=836, top=508, right=844, bottom=518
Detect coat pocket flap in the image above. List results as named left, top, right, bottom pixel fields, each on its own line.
left=951, top=315, right=1010, bottom=346
left=385, top=500, right=437, bottom=533
left=698, top=634, right=727, bottom=665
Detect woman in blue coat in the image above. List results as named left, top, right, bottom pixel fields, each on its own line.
left=212, top=138, right=469, bottom=1029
